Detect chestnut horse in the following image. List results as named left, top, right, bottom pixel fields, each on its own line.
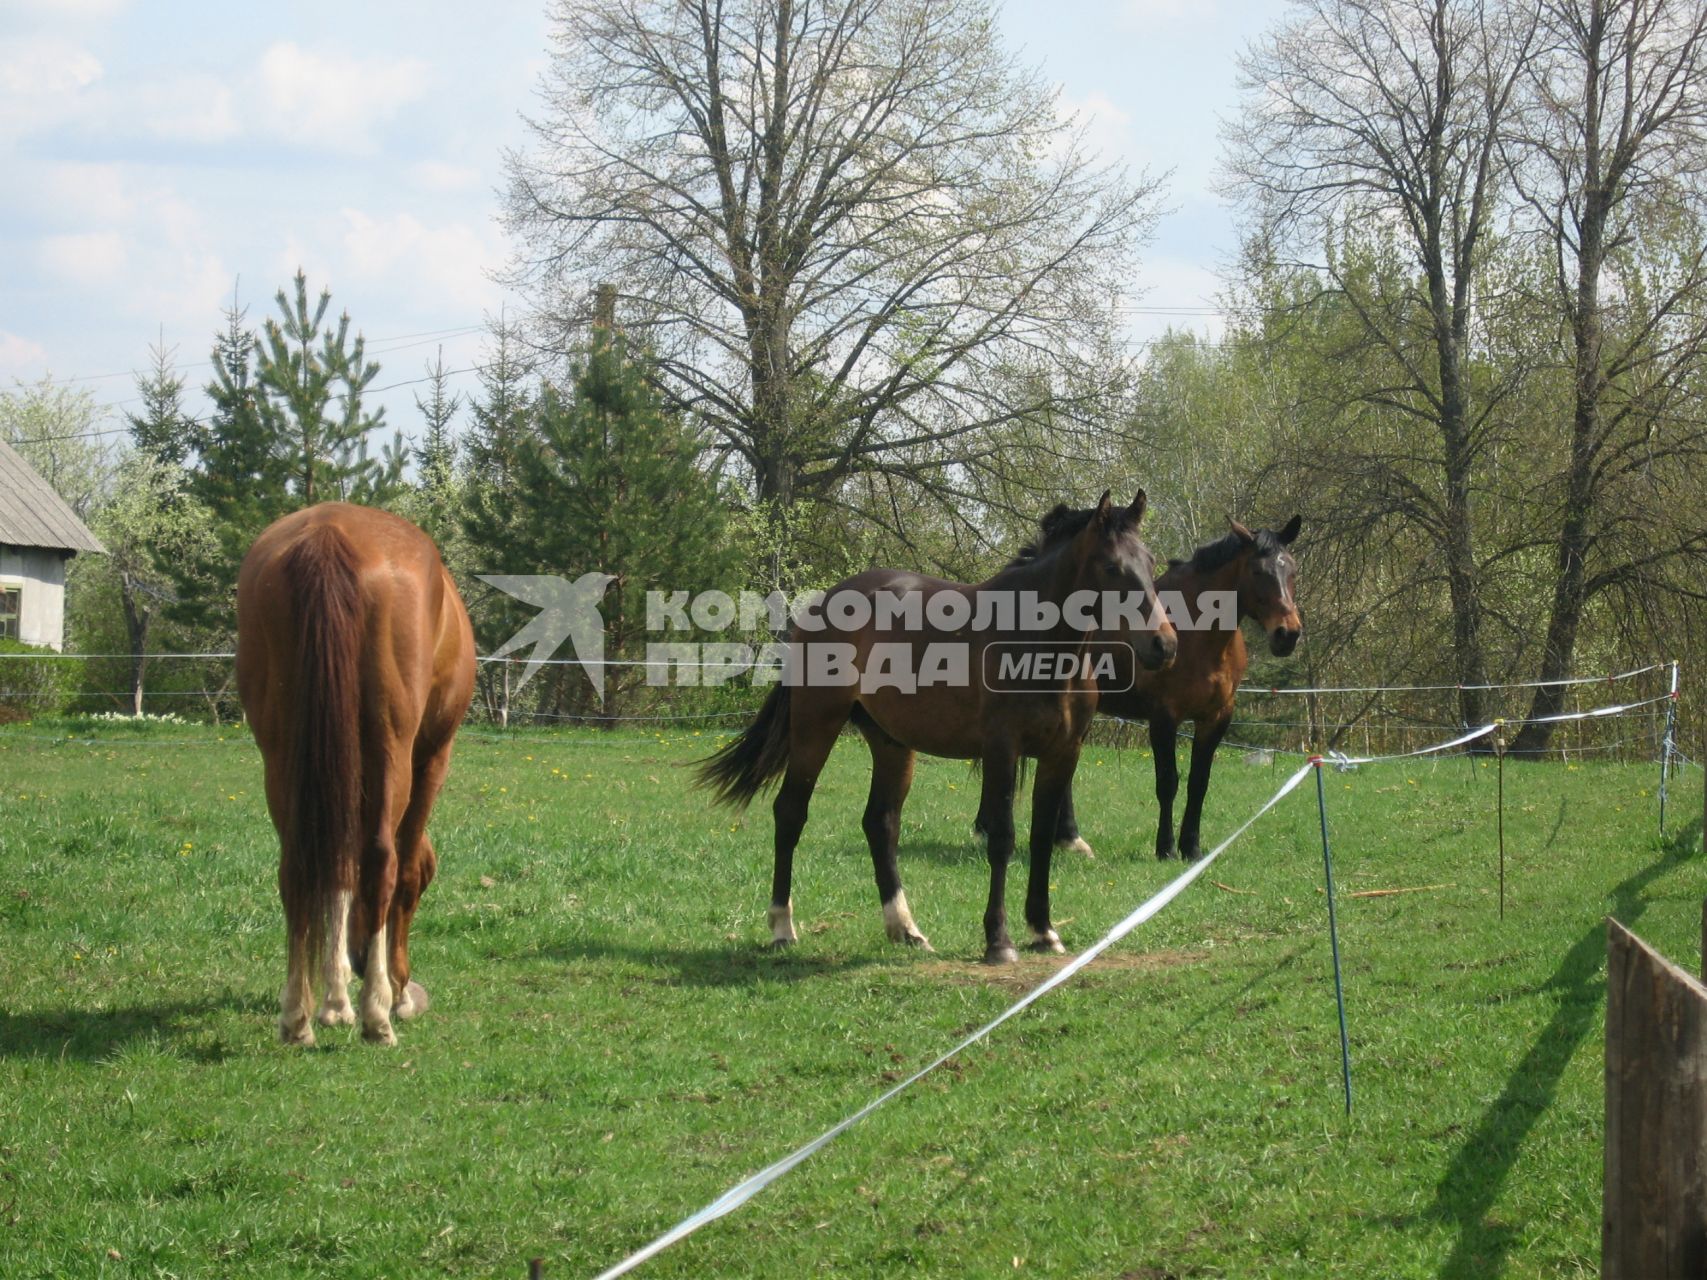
left=237, top=503, right=475, bottom=1045
left=984, top=512, right=1302, bottom=861
left=698, top=491, right=1176, bottom=964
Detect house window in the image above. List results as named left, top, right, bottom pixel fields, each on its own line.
left=0, top=585, right=19, bottom=641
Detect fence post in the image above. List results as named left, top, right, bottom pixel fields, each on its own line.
left=1310, top=756, right=1352, bottom=1115
left=1659, top=661, right=1679, bottom=837
left=1604, top=918, right=1707, bottom=1278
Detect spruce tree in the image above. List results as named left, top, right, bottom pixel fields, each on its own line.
left=126, top=338, right=195, bottom=469
left=507, top=329, right=736, bottom=721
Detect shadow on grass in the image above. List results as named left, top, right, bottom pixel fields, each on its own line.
left=541, top=936, right=889, bottom=988
left=1425, top=817, right=1701, bottom=1278
left=0, top=991, right=269, bottom=1063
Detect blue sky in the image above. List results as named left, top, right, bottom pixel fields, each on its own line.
left=0, top=0, right=1275, bottom=444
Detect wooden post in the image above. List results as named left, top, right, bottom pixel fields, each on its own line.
left=529, top=1259, right=544, bottom=1280
left=1604, top=918, right=1707, bottom=1278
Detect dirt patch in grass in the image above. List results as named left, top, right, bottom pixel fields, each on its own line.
left=917, top=947, right=1210, bottom=993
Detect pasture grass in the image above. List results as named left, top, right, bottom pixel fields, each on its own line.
left=0, top=717, right=1701, bottom=1279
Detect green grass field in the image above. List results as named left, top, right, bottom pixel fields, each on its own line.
left=0, top=716, right=1701, bottom=1279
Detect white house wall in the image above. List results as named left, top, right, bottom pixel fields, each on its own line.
left=0, top=545, right=69, bottom=651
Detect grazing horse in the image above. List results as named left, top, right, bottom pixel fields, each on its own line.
left=237, top=503, right=475, bottom=1045
left=698, top=491, right=1177, bottom=964
left=994, top=512, right=1302, bottom=861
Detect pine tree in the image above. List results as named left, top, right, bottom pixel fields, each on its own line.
left=126, top=338, right=195, bottom=469
left=413, top=347, right=462, bottom=542
left=255, top=270, right=402, bottom=506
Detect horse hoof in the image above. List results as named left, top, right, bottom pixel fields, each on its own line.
left=1056, top=836, right=1094, bottom=858
left=767, top=937, right=796, bottom=951
left=394, top=981, right=429, bottom=1021
left=1156, top=849, right=1177, bottom=862
left=279, top=1020, right=315, bottom=1047
left=316, top=1002, right=356, bottom=1028
left=983, top=944, right=1020, bottom=966
left=1027, top=931, right=1067, bottom=955
left=903, top=931, right=934, bottom=952
left=362, top=1020, right=397, bottom=1046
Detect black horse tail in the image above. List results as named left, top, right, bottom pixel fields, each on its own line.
left=696, top=685, right=793, bottom=807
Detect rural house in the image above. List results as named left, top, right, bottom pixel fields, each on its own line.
left=0, top=436, right=104, bottom=650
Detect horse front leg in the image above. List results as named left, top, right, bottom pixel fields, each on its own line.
left=1177, top=714, right=1230, bottom=861
left=976, top=743, right=1020, bottom=965
left=1025, top=746, right=1081, bottom=953
left=1148, top=715, right=1180, bottom=859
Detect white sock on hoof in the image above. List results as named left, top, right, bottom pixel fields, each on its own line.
left=882, top=891, right=932, bottom=950
left=768, top=899, right=798, bottom=946
left=317, top=891, right=356, bottom=1026
left=1056, top=835, right=1094, bottom=858
left=1029, top=925, right=1066, bottom=954
left=360, top=923, right=395, bottom=1045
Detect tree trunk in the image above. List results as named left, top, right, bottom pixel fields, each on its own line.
left=1514, top=172, right=1611, bottom=753
left=120, top=575, right=148, bottom=717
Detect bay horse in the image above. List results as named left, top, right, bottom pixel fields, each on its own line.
left=985, top=512, right=1302, bottom=861
left=698, top=491, right=1176, bottom=964
left=237, top=503, right=475, bottom=1045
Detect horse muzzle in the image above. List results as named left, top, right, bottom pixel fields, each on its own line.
left=1138, top=629, right=1177, bottom=672
left=1269, top=625, right=1301, bottom=657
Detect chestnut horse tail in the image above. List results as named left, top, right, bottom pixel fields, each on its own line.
left=277, top=523, right=364, bottom=952
left=696, top=684, right=792, bottom=807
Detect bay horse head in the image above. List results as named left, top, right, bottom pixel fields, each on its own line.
left=1225, top=514, right=1303, bottom=656
left=1033, top=489, right=1176, bottom=671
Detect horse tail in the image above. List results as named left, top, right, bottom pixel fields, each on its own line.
left=277, top=523, right=365, bottom=956
left=696, top=684, right=792, bottom=807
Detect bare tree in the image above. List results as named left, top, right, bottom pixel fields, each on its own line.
left=1225, top=0, right=1538, bottom=725
left=504, top=0, right=1161, bottom=554
left=1507, top=0, right=1707, bottom=750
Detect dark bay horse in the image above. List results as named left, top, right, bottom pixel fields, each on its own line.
left=698, top=491, right=1177, bottom=964
left=237, top=503, right=475, bottom=1045
left=1001, top=512, right=1302, bottom=861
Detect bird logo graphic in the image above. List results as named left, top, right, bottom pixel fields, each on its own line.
left=479, top=572, right=617, bottom=696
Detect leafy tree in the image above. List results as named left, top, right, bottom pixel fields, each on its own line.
left=1225, top=0, right=1539, bottom=725
left=0, top=376, right=112, bottom=519
left=1507, top=0, right=1707, bottom=748
left=84, top=453, right=217, bottom=713
left=505, top=0, right=1161, bottom=546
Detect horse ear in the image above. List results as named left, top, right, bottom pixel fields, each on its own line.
left=1229, top=518, right=1256, bottom=544
left=1126, top=488, right=1147, bottom=527
left=1279, top=514, right=1302, bottom=545
left=1092, top=490, right=1114, bottom=527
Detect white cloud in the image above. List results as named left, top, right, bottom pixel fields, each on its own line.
left=133, top=74, right=240, bottom=144
left=0, top=36, right=101, bottom=95
left=412, top=160, right=483, bottom=193
left=38, top=230, right=126, bottom=286
left=1055, top=90, right=1134, bottom=164
left=0, top=331, right=48, bottom=372
left=338, top=208, right=503, bottom=313
left=256, top=42, right=429, bottom=152
left=1121, top=0, right=1211, bottom=24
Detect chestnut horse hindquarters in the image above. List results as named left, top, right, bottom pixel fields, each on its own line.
left=236, top=503, right=475, bottom=1047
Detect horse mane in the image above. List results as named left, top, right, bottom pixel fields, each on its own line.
left=1005, top=504, right=1099, bottom=568
left=1166, top=527, right=1283, bottom=574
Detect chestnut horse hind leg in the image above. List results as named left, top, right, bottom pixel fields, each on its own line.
left=387, top=735, right=457, bottom=1020
left=853, top=718, right=930, bottom=950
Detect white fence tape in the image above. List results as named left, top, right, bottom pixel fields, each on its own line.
left=590, top=760, right=1316, bottom=1280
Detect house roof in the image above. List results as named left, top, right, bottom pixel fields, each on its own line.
left=0, top=436, right=105, bottom=555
